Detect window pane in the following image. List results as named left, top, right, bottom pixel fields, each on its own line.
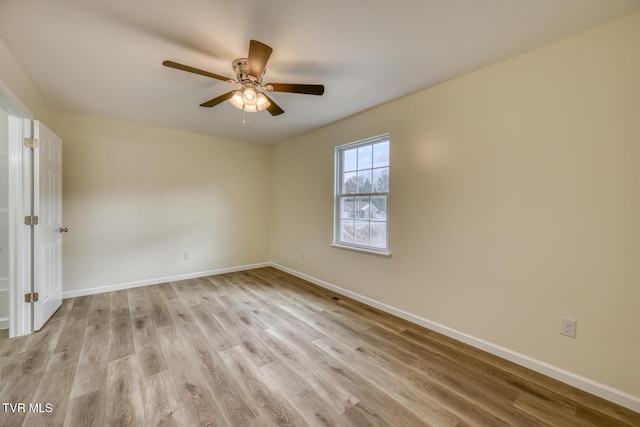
left=340, top=197, right=355, bottom=220
left=357, top=170, right=372, bottom=193
left=373, top=140, right=389, bottom=167
left=341, top=220, right=355, bottom=242
left=372, top=167, right=389, bottom=193
left=355, top=196, right=370, bottom=220
left=370, top=222, right=387, bottom=248
left=342, top=172, right=357, bottom=194
left=343, top=148, right=357, bottom=172
left=355, top=221, right=370, bottom=245
left=357, top=145, right=372, bottom=169
left=370, top=196, right=387, bottom=220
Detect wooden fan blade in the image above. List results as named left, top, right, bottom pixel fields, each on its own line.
left=200, top=91, right=235, bottom=107
left=163, top=60, right=231, bottom=82
left=248, top=40, right=273, bottom=79
left=262, top=93, right=285, bottom=116
left=266, top=83, right=325, bottom=96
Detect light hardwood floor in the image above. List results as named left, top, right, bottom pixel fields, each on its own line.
left=1, top=267, right=638, bottom=426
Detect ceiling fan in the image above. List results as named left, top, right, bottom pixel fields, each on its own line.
left=163, top=40, right=325, bottom=116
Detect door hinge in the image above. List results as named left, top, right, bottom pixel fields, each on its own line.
left=24, top=215, right=39, bottom=226
left=25, top=292, right=39, bottom=303
left=24, top=137, right=39, bottom=149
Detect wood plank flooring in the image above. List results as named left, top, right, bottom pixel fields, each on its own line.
left=1, top=267, right=639, bottom=426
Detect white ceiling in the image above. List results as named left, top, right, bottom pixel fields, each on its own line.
left=1, top=0, right=639, bottom=144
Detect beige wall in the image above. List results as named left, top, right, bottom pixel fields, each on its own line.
left=270, top=12, right=640, bottom=398
left=53, top=112, right=271, bottom=292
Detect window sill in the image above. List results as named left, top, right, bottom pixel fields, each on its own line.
left=331, top=243, right=391, bottom=257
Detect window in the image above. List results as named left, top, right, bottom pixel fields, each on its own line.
left=334, top=134, right=390, bottom=254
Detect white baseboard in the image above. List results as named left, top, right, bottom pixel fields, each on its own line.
left=61, top=262, right=271, bottom=299
left=269, top=262, right=640, bottom=413
left=0, top=317, right=8, bottom=330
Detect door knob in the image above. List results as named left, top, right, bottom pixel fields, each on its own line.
left=59, top=227, right=69, bottom=233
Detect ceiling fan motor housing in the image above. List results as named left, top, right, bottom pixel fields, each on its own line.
left=233, top=58, right=264, bottom=83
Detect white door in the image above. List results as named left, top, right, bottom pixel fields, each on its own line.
left=33, top=121, right=63, bottom=330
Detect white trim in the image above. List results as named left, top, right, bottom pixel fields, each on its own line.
left=269, top=262, right=640, bottom=413
left=0, top=317, right=8, bottom=330
left=0, top=80, right=32, bottom=118
left=7, top=117, right=31, bottom=338
left=61, top=262, right=271, bottom=299
left=1, top=81, right=33, bottom=338
left=330, top=243, right=391, bottom=257
left=334, top=133, right=391, bottom=253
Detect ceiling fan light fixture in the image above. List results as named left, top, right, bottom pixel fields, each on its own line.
left=228, top=87, right=270, bottom=112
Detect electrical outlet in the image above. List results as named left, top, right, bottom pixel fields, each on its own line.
left=560, top=317, right=577, bottom=338
left=184, top=252, right=191, bottom=260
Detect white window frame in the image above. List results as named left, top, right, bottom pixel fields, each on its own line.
left=333, top=133, right=390, bottom=256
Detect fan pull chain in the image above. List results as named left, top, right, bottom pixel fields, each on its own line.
left=242, top=110, right=253, bottom=128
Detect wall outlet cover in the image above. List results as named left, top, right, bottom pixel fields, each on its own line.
left=560, top=317, right=577, bottom=338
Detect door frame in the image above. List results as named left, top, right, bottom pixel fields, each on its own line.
left=1, top=80, right=33, bottom=337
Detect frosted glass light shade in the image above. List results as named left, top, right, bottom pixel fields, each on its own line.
left=229, top=91, right=244, bottom=109
left=256, top=93, right=269, bottom=111
left=243, top=87, right=257, bottom=105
